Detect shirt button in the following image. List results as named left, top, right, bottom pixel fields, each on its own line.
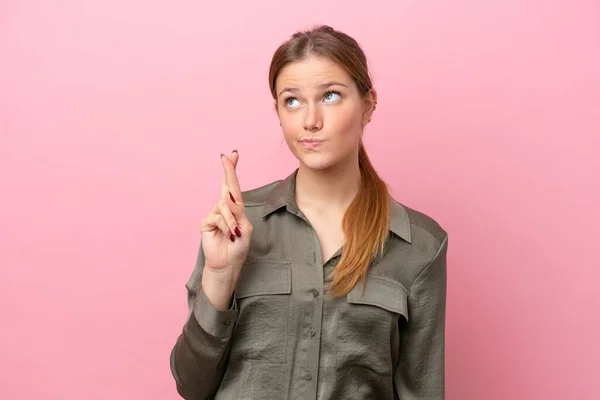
left=223, top=319, right=231, bottom=326
left=308, top=328, right=316, bottom=337
left=310, top=288, right=319, bottom=297
left=330, top=258, right=338, bottom=266
left=303, top=373, right=313, bottom=380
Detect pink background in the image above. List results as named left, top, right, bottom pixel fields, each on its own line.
left=2, top=1, right=599, bottom=399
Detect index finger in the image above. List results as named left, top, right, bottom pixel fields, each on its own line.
left=221, top=152, right=242, bottom=202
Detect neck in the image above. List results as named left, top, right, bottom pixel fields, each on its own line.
left=295, top=156, right=362, bottom=213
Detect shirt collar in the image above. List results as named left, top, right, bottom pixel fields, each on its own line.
left=263, top=169, right=412, bottom=243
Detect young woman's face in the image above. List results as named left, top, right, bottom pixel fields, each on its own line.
left=275, top=56, right=374, bottom=171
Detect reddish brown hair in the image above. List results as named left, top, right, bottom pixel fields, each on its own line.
left=268, top=25, right=390, bottom=297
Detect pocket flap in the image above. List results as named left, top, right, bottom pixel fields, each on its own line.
left=346, top=276, right=409, bottom=319
left=235, top=260, right=292, bottom=299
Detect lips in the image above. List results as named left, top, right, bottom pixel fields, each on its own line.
left=300, top=139, right=324, bottom=148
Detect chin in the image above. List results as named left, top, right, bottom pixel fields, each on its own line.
left=296, top=152, right=339, bottom=171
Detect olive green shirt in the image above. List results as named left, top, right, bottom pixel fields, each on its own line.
left=170, top=169, right=448, bottom=399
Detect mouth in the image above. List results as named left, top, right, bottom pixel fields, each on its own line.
left=300, top=138, right=324, bottom=149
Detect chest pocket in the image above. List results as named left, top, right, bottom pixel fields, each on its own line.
left=229, top=260, right=292, bottom=364
left=336, top=276, right=409, bottom=376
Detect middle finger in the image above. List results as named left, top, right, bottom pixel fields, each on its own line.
left=220, top=175, right=240, bottom=237
left=221, top=153, right=242, bottom=204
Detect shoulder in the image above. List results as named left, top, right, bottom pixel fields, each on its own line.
left=240, top=179, right=282, bottom=207
left=389, top=197, right=448, bottom=270
left=399, top=200, right=448, bottom=246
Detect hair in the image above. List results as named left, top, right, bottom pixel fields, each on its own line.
left=268, top=25, right=390, bottom=297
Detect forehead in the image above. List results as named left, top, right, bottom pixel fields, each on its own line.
left=275, top=56, right=353, bottom=89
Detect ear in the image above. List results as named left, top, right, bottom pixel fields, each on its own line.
left=362, top=88, right=378, bottom=126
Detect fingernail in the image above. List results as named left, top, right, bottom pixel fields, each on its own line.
left=229, top=192, right=236, bottom=203
left=235, top=226, right=241, bottom=237
left=232, top=149, right=238, bottom=153
left=220, top=153, right=225, bottom=158
left=230, top=233, right=235, bottom=242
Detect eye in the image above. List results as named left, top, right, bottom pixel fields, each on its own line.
left=285, top=97, right=301, bottom=109
left=323, top=91, right=341, bottom=103
left=284, top=91, right=341, bottom=109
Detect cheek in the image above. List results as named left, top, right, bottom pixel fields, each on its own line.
left=339, top=113, right=361, bottom=134
left=281, top=128, right=299, bottom=153
left=329, top=106, right=363, bottom=141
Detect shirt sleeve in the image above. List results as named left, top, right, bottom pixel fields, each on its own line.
left=170, top=241, right=239, bottom=400
left=394, top=233, right=448, bottom=399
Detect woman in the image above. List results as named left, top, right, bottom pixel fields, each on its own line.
left=170, top=25, right=448, bottom=400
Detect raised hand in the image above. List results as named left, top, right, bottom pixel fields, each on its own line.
left=199, top=151, right=253, bottom=308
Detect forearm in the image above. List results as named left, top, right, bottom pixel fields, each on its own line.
left=201, top=267, right=239, bottom=311
left=170, top=283, right=238, bottom=399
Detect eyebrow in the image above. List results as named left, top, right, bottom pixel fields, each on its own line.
left=277, top=81, right=348, bottom=97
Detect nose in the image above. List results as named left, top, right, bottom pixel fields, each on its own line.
left=303, top=104, right=322, bottom=132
